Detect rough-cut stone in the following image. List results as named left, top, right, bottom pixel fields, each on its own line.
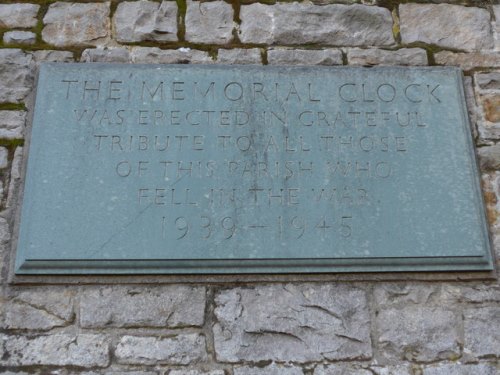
left=347, top=48, right=427, bottom=66
left=463, top=76, right=478, bottom=140
left=370, top=366, right=413, bottom=375
left=235, top=364, right=304, bottom=375
left=481, top=95, right=500, bottom=123
left=464, top=307, right=500, bottom=358
left=423, top=363, right=498, bottom=375
left=185, top=0, right=234, bottom=44
left=476, top=72, right=500, bottom=91
left=0, top=49, right=34, bottom=103
left=3, top=31, right=36, bottom=45
left=32, top=50, right=74, bottom=63
left=114, top=1, right=177, bottom=43
left=459, top=284, right=500, bottom=303
left=1, top=301, right=67, bottom=330
left=0, top=4, right=39, bottom=28
left=80, top=286, right=205, bottom=328
left=400, top=4, right=493, bottom=51
left=239, top=4, right=394, bottom=46
left=435, top=51, right=500, bottom=71
left=377, top=307, right=461, bottom=362
left=0, top=334, right=110, bottom=367
left=131, top=47, right=212, bottom=64
left=42, top=2, right=110, bottom=47
left=373, top=283, right=459, bottom=307
left=0, top=217, right=10, bottom=244
left=6, top=146, right=23, bottom=209
left=478, top=144, right=500, bottom=170
left=169, top=371, right=225, bottom=375
left=213, top=284, right=371, bottom=363
left=267, top=48, right=342, bottom=66
left=314, top=365, right=371, bottom=375
left=115, top=334, right=207, bottom=365
left=81, top=47, right=131, bottom=63
left=0, top=111, right=25, bottom=140
left=217, top=49, right=262, bottom=64
left=0, top=147, right=8, bottom=169
left=494, top=6, right=500, bottom=51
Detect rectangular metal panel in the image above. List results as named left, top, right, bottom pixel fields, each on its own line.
left=15, top=64, right=493, bottom=274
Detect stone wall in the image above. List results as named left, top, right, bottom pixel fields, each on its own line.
left=0, top=0, right=499, bottom=374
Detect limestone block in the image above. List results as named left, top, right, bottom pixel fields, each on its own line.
left=494, top=6, right=500, bottom=51
left=464, top=307, right=500, bottom=358
left=0, top=49, right=34, bottom=103
left=81, top=47, right=131, bottom=63
left=235, top=363, right=304, bottom=375
left=114, top=1, right=177, bottom=43
left=131, top=47, right=212, bottom=64
left=314, top=365, right=372, bottom=375
left=0, top=217, right=10, bottom=244
left=400, top=4, right=493, bottom=51
left=267, top=48, right=342, bottom=66
left=373, top=282, right=459, bottom=307
left=0, top=4, right=39, bottom=28
left=3, top=31, right=36, bottom=45
left=115, top=334, right=207, bottom=365
left=217, top=48, right=262, bottom=64
left=458, top=284, right=500, bottom=303
left=169, top=371, right=225, bottom=375
left=80, top=286, right=205, bottom=328
left=0, top=111, right=25, bottom=140
left=0, top=147, right=8, bottom=169
left=435, top=51, right=500, bottom=71
left=213, top=284, right=371, bottom=363
left=239, top=3, right=394, bottom=47
left=0, top=334, right=110, bottom=367
left=42, top=2, right=110, bottom=47
left=481, top=95, right=500, bottom=123
left=185, top=0, right=234, bottom=44
left=6, top=146, right=23, bottom=209
left=475, top=72, right=500, bottom=91
left=423, top=363, right=498, bottom=375
left=370, top=365, right=413, bottom=375
left=32, top=50, right=74, bottom=63
left=377, top=307, right=461, bottom=362
left=347, top=48, right=427, bottom=66
left=478, top=144, right=500, bottom=170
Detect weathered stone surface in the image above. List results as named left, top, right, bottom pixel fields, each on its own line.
left=185, top=0, right=234, bottom=44
left=6, top=146, right=23, bottom=209
left=80, top=286, right=205, bottom=328
left=377, top=307, right=461, bottom=362
left=314, top=365, right=371, bottom=375
left=114, top=1, right=177, bottom=43
left=374, top=283, right=459, bottom=307
left=217, top=48, right=262, bottom=64
left=213, top=284, right=371, bottom=363
left=478, top=144, right=500, bottom=170
left=459, top=284, right=500, bottom=303
left=476, top=72, right=500, bottom=91
left=0, top=147, right=8, bottom=169
left=1, top=301, right=67, bottom=330
left=481, top=95, right=500, bottom=123
left=423, top=363, right=498, bottom=375
left=435, top=51, right=500, bottom=70
left=42, top=2, right=110, bottom=47
left=0, top=217, right=10, bottom=244
left=0, top=49, right=34, bottom=103
left=239, top=3, right=394, bottom=46
left=400, top=4, right=493, bottom=51
left=169, top=371, right=225, bottom=375
left=464, top=307, right=500, bottom=358
left=0, top=111, right=25, bottom=140
left=115, top=334, right=207, bottom=365
left=81, top=47, right=131, bottom=63
left=3, top=31, right=37, bottom=45
left=130, top=47, right=212, bottom=64
left=494, top=6, right=500, bottom=51
left=463, top=76, right=478, bottom=140
left=347, top=48, right=427, bottom=66
left=267, top=48, right=342, bottom=65
left=0, top=4, right=39, bottom=28
left=32, top=50, right=74, bottom=63
left=235, top=364, right=304, bottom=375
left=370, top=366, right=413, bottom=375
left=0, top=334, right=110, bottom=367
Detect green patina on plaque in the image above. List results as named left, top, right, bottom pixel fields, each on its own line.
left=15, top=64, right=493, bottom=274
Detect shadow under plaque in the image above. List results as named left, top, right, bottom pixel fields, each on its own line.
left=14, top=64, right=494, bottom=274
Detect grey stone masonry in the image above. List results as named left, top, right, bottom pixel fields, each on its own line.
left=0, top=4, right=39, bottom=28
left=435, top=51, right=500, bottom=70
left=234, top=363, right=305, bottom=375
left=267, top=48, right=343, bottom=66
left=476, top=72, right=500, bottom=91
left=478, top=144, right=500, bottom=170
left=213, top=284, right=371, bottom=363
left=80, top=286, right=206, bottom=328
left=0, top=49, right=34, bottom=104
left=0, top=334, right=110, bottom=367
left=0, top=147, right=7, bottom=169
left=32, top=50, right=74, bottom=64
left=169, top=371, right=225, bottom=375
left=216, top=49, right=262, bottom=64
left=115, top=334, right=207, bottom=365
left=313, top=365, right=372, bottom=375
left=0, top=111, right=25, bottom=140
left=3, top=31, right=37, bottom=45
left=377, top=307, right=461, bottom=362
left=422, top=363, right=499, bottom=375
left=185, top=0, right=234, bottom=44
left=347, top=48, right=428, bottom=66
left=81, top=47, right=131, bottom=63
left=239, top=3, right=394, bottom=47
left=399, top=4, right=493, bottom=51
left=130, top=47, right=213, bottom=64
left=42, top=2, right=110, bottom=47
left=114, top=1, right=177, bottom=43
left=464, top=307, right=500, bottom=358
